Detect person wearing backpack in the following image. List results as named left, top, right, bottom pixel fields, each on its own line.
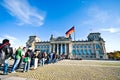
left=0, top=39, right=12, bottom=75
left=0, top=43, right=4, bottom=66
left=23, top=48, right=32, bottom=72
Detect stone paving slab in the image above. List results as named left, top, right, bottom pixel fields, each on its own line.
left=0, top=76, right=26, bottom=80
left=0, top=75, right=38, bottom=80
left=0, top=60, right=120, bottom=80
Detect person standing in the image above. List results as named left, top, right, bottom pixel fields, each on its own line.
left=17, top=47, right=26, bottom=69
left=49, top=52, right=53, bottom=64
left=52, top=53, right=58, bottom=63
left=40, top=52, right=45, bottom=66
left=11, top=46, right=22, bottom=73
left=33, top=50, right=39, bottom=69
left=30, top=49, right=34, bottom=67
left=23, top=48, right=32, bottom=72
left=0, top=39, right=12, bottom=75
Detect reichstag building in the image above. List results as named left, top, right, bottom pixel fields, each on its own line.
left=26, top=32, right=108, bottom=59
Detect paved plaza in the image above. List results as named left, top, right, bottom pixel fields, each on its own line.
left=0, top=60, right=120, bottom=80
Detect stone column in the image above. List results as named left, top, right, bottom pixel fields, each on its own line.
left=53, top=44, right=55, bottom=53
left=61, top=44, right=63, bottom=55
left=51, top=44, right=53, bottom=52
left=65, top=43, right=66, bottom=55
left=102, top=43, right=106, bottom=53
left=69, top=43, right=72, bottom=56
left=49, top=44, right=51, bottom=53
left=102, top=42, right=108, bottom=59
left=52, top=44, right=53, bottom=53
left=57, top=44, right=59, bottom=54
left=93, top=43, right=96, bottom=55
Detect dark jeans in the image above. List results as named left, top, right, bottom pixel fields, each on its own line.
left=30, top=58, right=34, bottom=67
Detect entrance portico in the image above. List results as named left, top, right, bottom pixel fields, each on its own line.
left=51, top=43, right=69, bottom=55
left=49, top=35, right=72, bottom=55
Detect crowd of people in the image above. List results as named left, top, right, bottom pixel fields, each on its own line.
left=0, top=39, right=65, bottom=75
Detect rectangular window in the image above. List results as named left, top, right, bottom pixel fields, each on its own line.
left=80, top=45, right=83, bottom=48
left=88, top=45, right=91, bottom=48
left=84, top=45, right=87, bottom=48
left=35, top=45, right=38, bottom=48
left=73, top=45, right=75, bottom=48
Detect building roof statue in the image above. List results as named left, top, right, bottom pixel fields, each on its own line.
left=50, top=35, right=71, bottom=41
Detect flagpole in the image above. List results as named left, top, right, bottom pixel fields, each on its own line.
left=73, top=26, right=77, bottom=58
left=74, top=26, right=75, bottom=41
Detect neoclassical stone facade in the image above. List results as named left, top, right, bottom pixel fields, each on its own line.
left=26, top=36, right=40, bottom=49
left=26, top=33, right=108, bottom=59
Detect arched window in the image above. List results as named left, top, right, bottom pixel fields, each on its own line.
left=87, top=49, right=91, bottom=55
left=76, top=49, right=79, bottom=55
left=72, top=50, right=76, bottom=55
left=84, top=49, right=87, bottom=55
left=96, top=50, right=101, bottom=54
left=47, top=45, right=49, bottom=48
left=95, top=44, right=100, bottom=49
left=80, top=49, right=83, bottom=55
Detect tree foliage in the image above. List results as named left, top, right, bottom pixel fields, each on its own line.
left=107, top=51, right=120, bottom=60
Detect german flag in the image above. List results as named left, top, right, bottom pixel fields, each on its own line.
left=65, top=26, right=75, bottom=38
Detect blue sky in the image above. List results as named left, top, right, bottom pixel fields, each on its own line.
left=0, top=0, right=120, bottom=52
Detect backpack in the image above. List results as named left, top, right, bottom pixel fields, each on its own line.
left=23, top=57, right=29, bottom=63
left=0, top=43, right=12, bottom=64
left=0, top=43, right=5, bottom=64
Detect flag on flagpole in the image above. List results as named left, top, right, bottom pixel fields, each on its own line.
left=65, top=26, right=75, bottom=38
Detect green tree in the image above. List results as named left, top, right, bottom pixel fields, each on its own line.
left=113, top=51, right=120, bottom=60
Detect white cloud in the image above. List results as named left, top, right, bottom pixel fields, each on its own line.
left=88, top=6, right=109, bottom=22
left=100, top=27, right=120, bottom=33
left=4, top=35, right=17, bottom=41
left=82, top=5, right=120, bottom=33
left=2, top=0, right=45, bottom=26
left=80, top=5, right=120, bottom=52
left=82, top=5, right=109, bottom=25
left=0, top=35, right=19, bottom=48
left=0, top=37, right=4, bottom=43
